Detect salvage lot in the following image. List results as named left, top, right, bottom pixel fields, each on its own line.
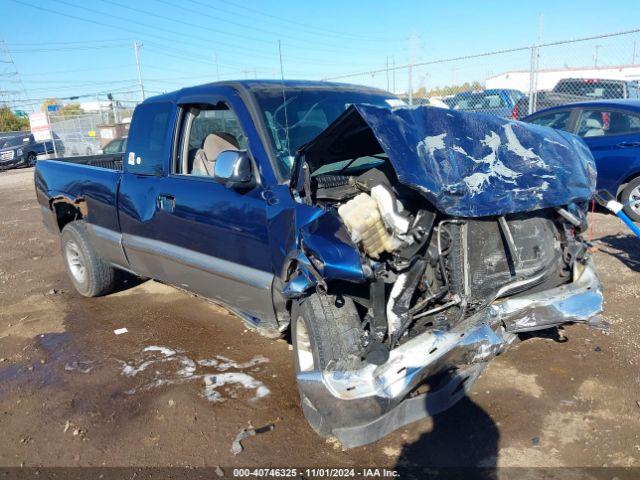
left=0, top=167, right=639, bottom=469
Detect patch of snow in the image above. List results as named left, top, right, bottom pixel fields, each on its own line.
left=203, top=372, right=270, bottom=403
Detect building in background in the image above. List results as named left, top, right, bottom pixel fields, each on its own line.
left=486, top=64, right=640, bottom=92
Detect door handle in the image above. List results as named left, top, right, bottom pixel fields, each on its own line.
left=157, top=194, right=175, bottom=212
left=618, top=141, right=640, bottom=148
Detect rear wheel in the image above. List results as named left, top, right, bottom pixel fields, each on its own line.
left=621, top=177, right=640, bottom=222
left=61, top=221, right=115, bottom=297
left=291, top=293, right=363, bottom=435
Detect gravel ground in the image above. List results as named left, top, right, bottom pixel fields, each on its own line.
left=0, top=167, right=638, bottom=475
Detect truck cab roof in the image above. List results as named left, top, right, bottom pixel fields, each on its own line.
left=142, top=79, right=391, bottom=105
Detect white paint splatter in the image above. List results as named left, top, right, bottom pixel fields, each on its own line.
left=418, top=133, right=447, bottom=156
left=452, top=145, right=468, bottom=156
left=464, top=172, right=493, bottom=195
left=543, top=138, right=569, bottom=149
left=502, top=123, right=545, bottom=166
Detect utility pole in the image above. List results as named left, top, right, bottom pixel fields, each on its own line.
left=408, top=64, right=413, bottom=106
left=213, top=52, right=220, bottom=81
left=593, top=44, right=601, bottom=67
left=392, top=56, right=396, bottom=93
left=385, top=56, right=389, bottom=91
left=633, top=41, right=637, bottom=65
left=133, top=41, right=145, bottom=101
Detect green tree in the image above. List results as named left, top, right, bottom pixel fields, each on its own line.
left=60, top=103, right=84, bottom=116
left=0, top=106, right=29, bottom=132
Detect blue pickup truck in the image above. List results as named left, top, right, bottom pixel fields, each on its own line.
left=35, top=80, right=603, bottom=447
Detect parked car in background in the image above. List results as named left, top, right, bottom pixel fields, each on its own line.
left=449, top=88, right=525, bottom=117
left=100, top=136, right=127, bottom=154
left=64, top=133, right=101, bottom=156
left=523, top=99, right=640, bottom=221
left=0, top=133, right=64, bottom=170
left=512, top=78, right=640, bottom=120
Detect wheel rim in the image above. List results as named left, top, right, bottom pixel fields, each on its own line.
left=629, top=186, right=640, bottom=214
left=296, top=317, right=315, bottom=372
left=65, top=241, right=86, bottom=284
left=27, top=154, right=36, bottom=165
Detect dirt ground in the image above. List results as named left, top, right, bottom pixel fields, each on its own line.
left=0, top=167, right=639, bottom=474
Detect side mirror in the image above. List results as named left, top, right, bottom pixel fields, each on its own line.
left=213, top=150, right=256, bottom=189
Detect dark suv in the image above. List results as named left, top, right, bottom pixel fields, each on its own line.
left=0, top=133, right=64, bottom=170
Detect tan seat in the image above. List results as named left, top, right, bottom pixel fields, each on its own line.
left=191, top=132, right=240, bottom=176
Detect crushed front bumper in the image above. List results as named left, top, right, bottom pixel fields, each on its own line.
left=297, top=262, right=603, bottom=448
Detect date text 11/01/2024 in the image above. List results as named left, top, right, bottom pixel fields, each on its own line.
left=232, top=468, right=400, bottom=477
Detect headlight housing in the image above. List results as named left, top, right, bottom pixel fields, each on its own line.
left=17, top=148, right=23, bottom=156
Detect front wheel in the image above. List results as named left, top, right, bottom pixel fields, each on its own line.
left=26, top=152, right=36, bottom=167
left=291, top=293, right=363, bottom=435
left=61, top=221, right=115, bottom=297
left=621, top=177, right=640, bottom=222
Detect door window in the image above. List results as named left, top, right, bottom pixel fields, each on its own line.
left=527, top=110, right=572, bottom=131
left=174, top=103, right=247, bottom=177
left=576, top=109, right=640, bottom=137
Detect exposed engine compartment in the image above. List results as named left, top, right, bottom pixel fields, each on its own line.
left=300, top=161, right=592, bottom=361
left=285, top=103, right=598, bottom=366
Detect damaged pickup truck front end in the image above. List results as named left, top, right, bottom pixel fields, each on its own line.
left=283, top=105, right=603, bottom=448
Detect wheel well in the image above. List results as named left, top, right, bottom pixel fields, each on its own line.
left=617, top=172, right=640, bottom=199
left=52, top=202, right=83, bottom=231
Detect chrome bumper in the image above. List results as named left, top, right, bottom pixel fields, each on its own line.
left=297, top=261, right=603, bottom=448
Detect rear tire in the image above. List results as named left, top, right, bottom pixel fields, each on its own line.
left=621, top=177, right=640, bottom=222
left=61, top=221, right=115, bottom=297
left=291, top=293, right=363, bottom=436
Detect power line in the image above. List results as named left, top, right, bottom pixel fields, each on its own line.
left=216, top=0, right=401, bottom=43
left=6, top=39, right=133, bottom=46
left=323, top=27, right=640, bottom=81
left=10, top=43, right=132, bottom=53
left=102, top=0, right=357, bottom=56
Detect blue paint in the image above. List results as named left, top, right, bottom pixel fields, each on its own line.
left=298, top=104, right=597, bottom=217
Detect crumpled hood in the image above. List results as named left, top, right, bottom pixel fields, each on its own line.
left=295, top=104, right=597, bottom=217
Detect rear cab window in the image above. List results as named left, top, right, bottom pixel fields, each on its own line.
left=126, top=102, right=174, bottom=175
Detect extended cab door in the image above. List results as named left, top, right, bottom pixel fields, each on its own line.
left=118, top=91, right=277, bottom=327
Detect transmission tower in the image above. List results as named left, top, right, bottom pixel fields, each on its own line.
left=0, top=40, right=32, bottom=113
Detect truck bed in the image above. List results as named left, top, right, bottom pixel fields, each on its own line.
left=52, top=153, right=124, bottom=171
left=34, top=155, right=123, bottom=234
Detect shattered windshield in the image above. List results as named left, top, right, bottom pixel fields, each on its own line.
left=252, top=87, right=400, bottom=179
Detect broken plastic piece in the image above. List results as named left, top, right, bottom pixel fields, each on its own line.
left=113, top=328, right=128, bottom=335
left=338, top=193, right=395, bottom=258
left=370, top=184, right=411, bottom=235
left=231, top=422, right=275, bottom=455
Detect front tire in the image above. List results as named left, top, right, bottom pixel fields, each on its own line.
left=61, top=221, right=115, bottom=297
left=291, top=293, right=363, bottom=435
left=621, top=177, right=640, bottom=222
left=26, top=152, right=36, bottom=167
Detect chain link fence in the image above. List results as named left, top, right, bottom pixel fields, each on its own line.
left=324, top=28, right=640, bottom=120
left=45, top=100, right=136, bottom=158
